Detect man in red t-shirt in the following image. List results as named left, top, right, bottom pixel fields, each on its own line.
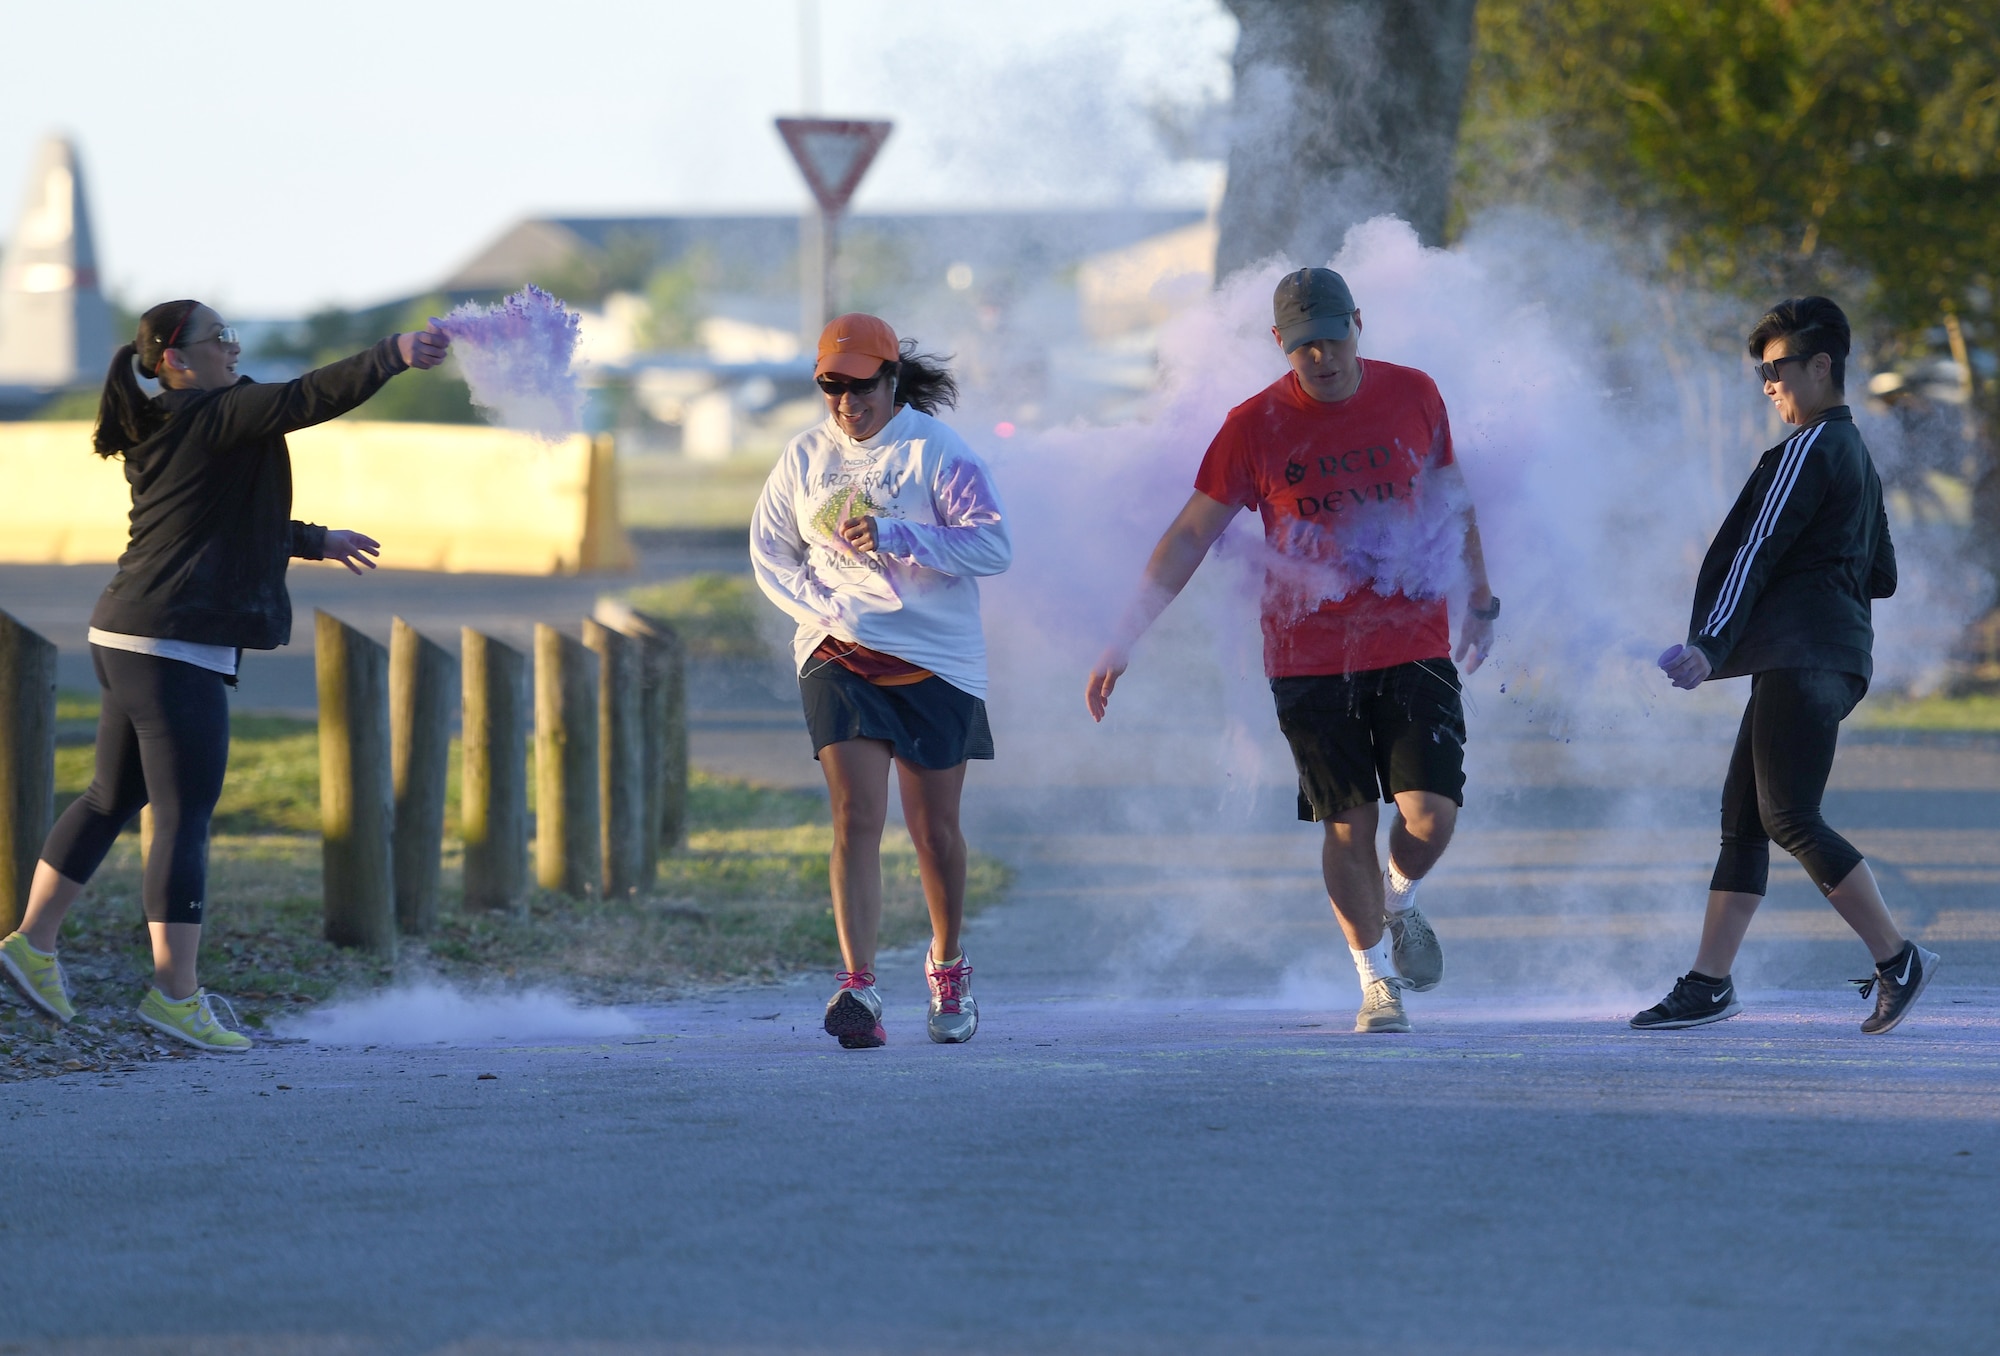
left=1086, top=267, right=1497, bottom=1034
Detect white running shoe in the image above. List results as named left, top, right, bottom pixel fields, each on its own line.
left=1355, top=978, right=1411, bottom=1034
left=924, top=953, right=978, bottom=1044
left=1387, top=900, right=1444, bottom=992
left=823, top=971, right=885, bottom=1049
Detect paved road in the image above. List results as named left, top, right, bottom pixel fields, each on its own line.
left=4, top=561, right=1999, bottom=1353
left=4, top=770, right=1998, bottom=1354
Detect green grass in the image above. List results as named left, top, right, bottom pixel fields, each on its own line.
left=1856, top=692, right=2000, bottom=731
left=620, top=573, right=773, bottom=661
left=620, top=455, right=779, bottom=530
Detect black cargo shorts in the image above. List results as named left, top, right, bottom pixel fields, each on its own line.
left=1271, top=659, right=1467, bottom=822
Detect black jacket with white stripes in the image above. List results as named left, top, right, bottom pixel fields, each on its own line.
left=1686, top=405, right=1896, bottom=683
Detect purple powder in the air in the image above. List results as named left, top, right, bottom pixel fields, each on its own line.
left=435, top=285, right=583, bottom=440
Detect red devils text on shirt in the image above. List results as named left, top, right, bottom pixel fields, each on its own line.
left=1194, top=359, right=1456, bottom=677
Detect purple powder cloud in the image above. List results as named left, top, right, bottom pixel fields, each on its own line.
left=435, top=285, right=583, bottom=440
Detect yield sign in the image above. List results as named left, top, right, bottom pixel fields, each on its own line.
left=776, top=118, right=893, bottom=217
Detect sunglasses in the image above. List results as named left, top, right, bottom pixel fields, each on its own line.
left=167, top=327, right=240, bottom=351
left=816, top=369, right=890, bottom=398
left=1755, top=353, right=1809, bottom=383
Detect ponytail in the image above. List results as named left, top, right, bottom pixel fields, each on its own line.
left=92, top=298, right=201, bottom=457
left=93, top=344, right=155, bottom=456
left=893, top=338, right=959, bottom=415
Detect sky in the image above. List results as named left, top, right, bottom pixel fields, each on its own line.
left=0, top=0, right=1236, bottom=317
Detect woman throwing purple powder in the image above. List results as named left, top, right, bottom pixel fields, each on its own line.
left=751, top=313, right=1011, bottom=1050
left=0, top=301, right=447, bottom=1051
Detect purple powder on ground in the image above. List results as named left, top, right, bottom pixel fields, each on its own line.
left=435, top=285, right=583, bottom=440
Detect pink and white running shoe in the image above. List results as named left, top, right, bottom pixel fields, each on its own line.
left=925, top=953, right=978, bottom=1044
left=823, top=970, right=885, bottom=1049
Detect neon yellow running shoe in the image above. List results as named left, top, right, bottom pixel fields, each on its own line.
left=138, top=988, right=252, bottom=1053
left=1, top=932, right=75, bottom=1023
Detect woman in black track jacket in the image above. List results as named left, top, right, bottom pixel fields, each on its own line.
left=1634, top=296, right=1937, bottom=1037
left=0, top=300, right=449, bottom=1052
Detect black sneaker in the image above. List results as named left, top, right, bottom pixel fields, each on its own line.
left=1630, top=972, right=1740, bottom=1029
left=1855, top=943, right=1939, bottom=1035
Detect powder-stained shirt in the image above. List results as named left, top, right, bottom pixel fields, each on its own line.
left=751, top=404, right=1011, bottom=699
left=1195, top=359, right=1458, bottom=677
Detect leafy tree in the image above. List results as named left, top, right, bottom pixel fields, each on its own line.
left=529, top=229, right=660, bottom=309
left=1458, top=0, right=2000, bottom=568
left=637, top=247, right=716, bottom=352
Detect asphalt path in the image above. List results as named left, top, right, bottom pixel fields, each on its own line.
left=3, top=556, right=1999, bottom=1353
left=4, top=774, right=1998, bottom=1355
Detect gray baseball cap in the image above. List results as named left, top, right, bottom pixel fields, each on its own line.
left=1273, top=267, right=1356, bottom=352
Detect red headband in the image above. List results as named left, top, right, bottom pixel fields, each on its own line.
left=163, top=306, right=194, bottom=351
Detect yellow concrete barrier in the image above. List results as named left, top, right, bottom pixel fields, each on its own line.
left=0, top=421, right=632, bottom=575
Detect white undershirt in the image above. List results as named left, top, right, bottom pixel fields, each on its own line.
left=87, top=628, right=238, bottom=676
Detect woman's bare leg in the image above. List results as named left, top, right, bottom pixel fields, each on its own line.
left=1823, top=861, right=1906, bottom=963
left=16, top=862, right=86, bottom=952
left=1693, top=890, right=1763, bottom=976
left=819, top=739, right=894, bottom=975
left=896, top=759, right=969, bottom=963
left=149, top=922, right=203, bottom=1000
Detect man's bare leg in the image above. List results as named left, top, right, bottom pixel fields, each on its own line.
left=1321, top=803, right=1384, bottom=949
left=1386, top=790, right=1457, bottom=885
left=1321, top=804, right=1409, bottom=1032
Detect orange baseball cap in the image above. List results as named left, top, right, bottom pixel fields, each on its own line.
left=816, top=313, right=900, bottom=379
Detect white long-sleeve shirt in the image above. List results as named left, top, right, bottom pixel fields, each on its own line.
left=751, top=405, right=1011, bottom=698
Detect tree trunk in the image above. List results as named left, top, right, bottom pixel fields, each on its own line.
left=1215, top=0, right=1478, bottom=280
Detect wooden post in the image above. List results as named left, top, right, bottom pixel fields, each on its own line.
left=0, top=610, right=57, bottom=935
left=534, top=623, right=600, bottom=898
left=390, top=617, right=457, bottom=936
left=594, top=600, right=688, bottom=869
left=317, top=610, right=395, bottom=955
left=584, top=619, right=644, bottom=897
left=461, top=629, right=528, bottom=912
left=657, top=620, right=689, bottom=854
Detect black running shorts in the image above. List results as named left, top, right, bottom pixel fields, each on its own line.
left=800, top=663, right=994, bottom=769
left=1271, top=659, right=1467, bottom=822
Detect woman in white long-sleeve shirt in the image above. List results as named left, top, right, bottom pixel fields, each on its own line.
left=751, top=313, right=1012, bottom=1051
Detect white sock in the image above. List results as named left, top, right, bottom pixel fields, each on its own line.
left=1384, top=860, right=1421, bottom=914
left=1350, top=934, right=1400, bottom=986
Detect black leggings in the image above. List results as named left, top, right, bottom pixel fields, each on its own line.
left=41, top=646, right=230, bottom=925
left=1711, top=667, right=1867, bottom=898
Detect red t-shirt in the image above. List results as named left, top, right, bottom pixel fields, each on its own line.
left=1194, top=359, right=1456, bottom=677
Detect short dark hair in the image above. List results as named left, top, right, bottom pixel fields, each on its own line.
left=1746, top=296, right=1851, bottom=391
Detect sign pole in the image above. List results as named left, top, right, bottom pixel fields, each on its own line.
left=800, top=208, right=826, bottom=338
left=775, top=118, right=893, bottom=342
left=822, top=206, right=838, bottom=324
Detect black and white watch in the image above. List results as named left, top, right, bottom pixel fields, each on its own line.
left=1470, top=595, right=1501, bottom=621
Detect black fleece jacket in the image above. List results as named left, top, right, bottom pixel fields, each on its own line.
left=1686, top=405, right=1896, bottom=683
left=88, top=338, right=409, bottom=651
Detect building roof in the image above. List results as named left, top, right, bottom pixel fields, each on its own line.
left=443, top=208, right=1208, bottom=297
